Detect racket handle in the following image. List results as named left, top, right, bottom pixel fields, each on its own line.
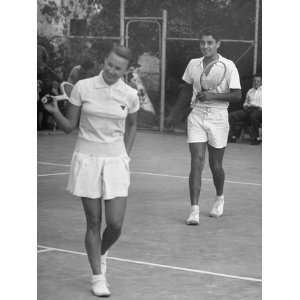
left=41, top=95, right=54, bottom=104
left=41, top=95, right=68, bottom=104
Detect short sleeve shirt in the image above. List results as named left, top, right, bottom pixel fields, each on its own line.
left=244, top=87, right=262, bottom=108
left=69, top=71, right=140, bottom=144
left=182, top=54, right=241, bottom=109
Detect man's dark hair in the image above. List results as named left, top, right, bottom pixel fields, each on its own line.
left=198, top=31, right=221, bottom=42
left=108, top=44, right=133, bottom=65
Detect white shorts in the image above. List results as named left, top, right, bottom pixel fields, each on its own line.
left=66, top=138, right=130, bottom=200
left=187, top=107, right=229, bottom=148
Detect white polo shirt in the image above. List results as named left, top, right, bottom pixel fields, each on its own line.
left=244, top=86, right=262, bottom=108
left=182, top=54, right=241, bottom=109
left=69, top=71, right=140, bottom=147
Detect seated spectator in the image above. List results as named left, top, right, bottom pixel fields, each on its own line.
left=229, top=74, right=262, bottom=145
left=67, top=57, right=95, bottom=85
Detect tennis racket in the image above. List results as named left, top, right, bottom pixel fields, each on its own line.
left=41, top=81, right=74, bottom=104
left=199, top=60, right=227, bottom=93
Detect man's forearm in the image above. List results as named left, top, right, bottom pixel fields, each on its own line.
left=207, top=90, right=242, bottom=103
left=168, top=84, right=193, bottom=122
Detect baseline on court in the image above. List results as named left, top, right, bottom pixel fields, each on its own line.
left=37, top=161, right=261, bottom=187
left=37, top=244, right=261, bottom=283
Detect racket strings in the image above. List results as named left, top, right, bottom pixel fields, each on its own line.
left=60, top=82, right=74, bottom=99
left=200, top=61, right=226, bottom=91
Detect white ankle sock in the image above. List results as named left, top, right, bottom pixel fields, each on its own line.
left=191, top=205, right=199, bottom=212
left=92, top=274, right=105, bottom=282
left=101, top=251, right=108, bottom=258
left=216, top=195, right=224, bottom=201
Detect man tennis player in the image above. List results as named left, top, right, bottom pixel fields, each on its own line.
left=167, top=32, right=242, bottom=225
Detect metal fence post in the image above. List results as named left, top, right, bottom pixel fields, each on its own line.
left=160, top=9, right=167, bottom=132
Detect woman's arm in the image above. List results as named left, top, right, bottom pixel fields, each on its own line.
left=43, top=100, right=81, bottom=134
left=124, top=112, right=137, bottom=155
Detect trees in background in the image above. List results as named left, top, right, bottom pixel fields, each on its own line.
left=38, top=0, right=261, bottom=111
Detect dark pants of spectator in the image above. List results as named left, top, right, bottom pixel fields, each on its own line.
left=229, top=107, right=262, bottom=141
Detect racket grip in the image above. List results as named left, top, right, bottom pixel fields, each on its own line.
left=41, top=95, right=54, bottom=104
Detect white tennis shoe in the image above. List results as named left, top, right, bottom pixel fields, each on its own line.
left=209, top=196, right=224, bottom=217
left=186, top=209, right=200, bottom=225
left=91, top=274, right=111, bottom=297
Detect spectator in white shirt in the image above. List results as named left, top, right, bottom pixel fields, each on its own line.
left=229, top=75, right=262, bottom=145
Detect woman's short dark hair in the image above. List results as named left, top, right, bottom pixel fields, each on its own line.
left=108, top=44, right=133, bottom=65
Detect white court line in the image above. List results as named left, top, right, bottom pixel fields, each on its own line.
left=38, top=161, right=70, bottom=167
left=37, top=244, right=261, bottom=283
left=38, top=172, right=70, bottom=177
left=37, top=161, right=261, bottom=186
left=132, top=171, right=261, bottom=186
left=38, top=248, right=55, bottom=253
left=37, top=162, right=70, bottom=177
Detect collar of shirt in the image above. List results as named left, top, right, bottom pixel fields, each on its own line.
left=249, top=86, right=262, bottom=93
left=198, top=53, right=224, bottom=67
left=94, top=71, right=123, bottom=89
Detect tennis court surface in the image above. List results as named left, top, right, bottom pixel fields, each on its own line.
left=38, top=130, right=261, bottom=299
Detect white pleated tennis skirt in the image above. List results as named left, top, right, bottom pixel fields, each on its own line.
left=66, top=138, right=130, bottom=200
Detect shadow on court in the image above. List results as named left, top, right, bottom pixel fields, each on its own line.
left=38, top=130, right=261, bottom=300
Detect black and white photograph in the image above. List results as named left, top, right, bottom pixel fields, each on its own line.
left=36, top=0, right=262, bottom=299
left=3, top=1, right=300, bottom=300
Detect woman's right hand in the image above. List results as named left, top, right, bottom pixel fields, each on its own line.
left=42, top=95, right=60, bottom=114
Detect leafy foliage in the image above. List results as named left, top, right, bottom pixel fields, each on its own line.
left=38, top=0, right=261, bottom=117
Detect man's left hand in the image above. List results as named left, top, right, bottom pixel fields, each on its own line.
left=196, top=91, right=213, bottom=102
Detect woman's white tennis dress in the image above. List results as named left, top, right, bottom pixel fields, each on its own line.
left=66, top=73, right=139, bottom=200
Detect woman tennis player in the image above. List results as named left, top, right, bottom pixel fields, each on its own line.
left=43, top=44, right=139, bottom=297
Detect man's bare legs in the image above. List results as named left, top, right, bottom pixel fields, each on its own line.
left=186, top=142, right=207, bottom=224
